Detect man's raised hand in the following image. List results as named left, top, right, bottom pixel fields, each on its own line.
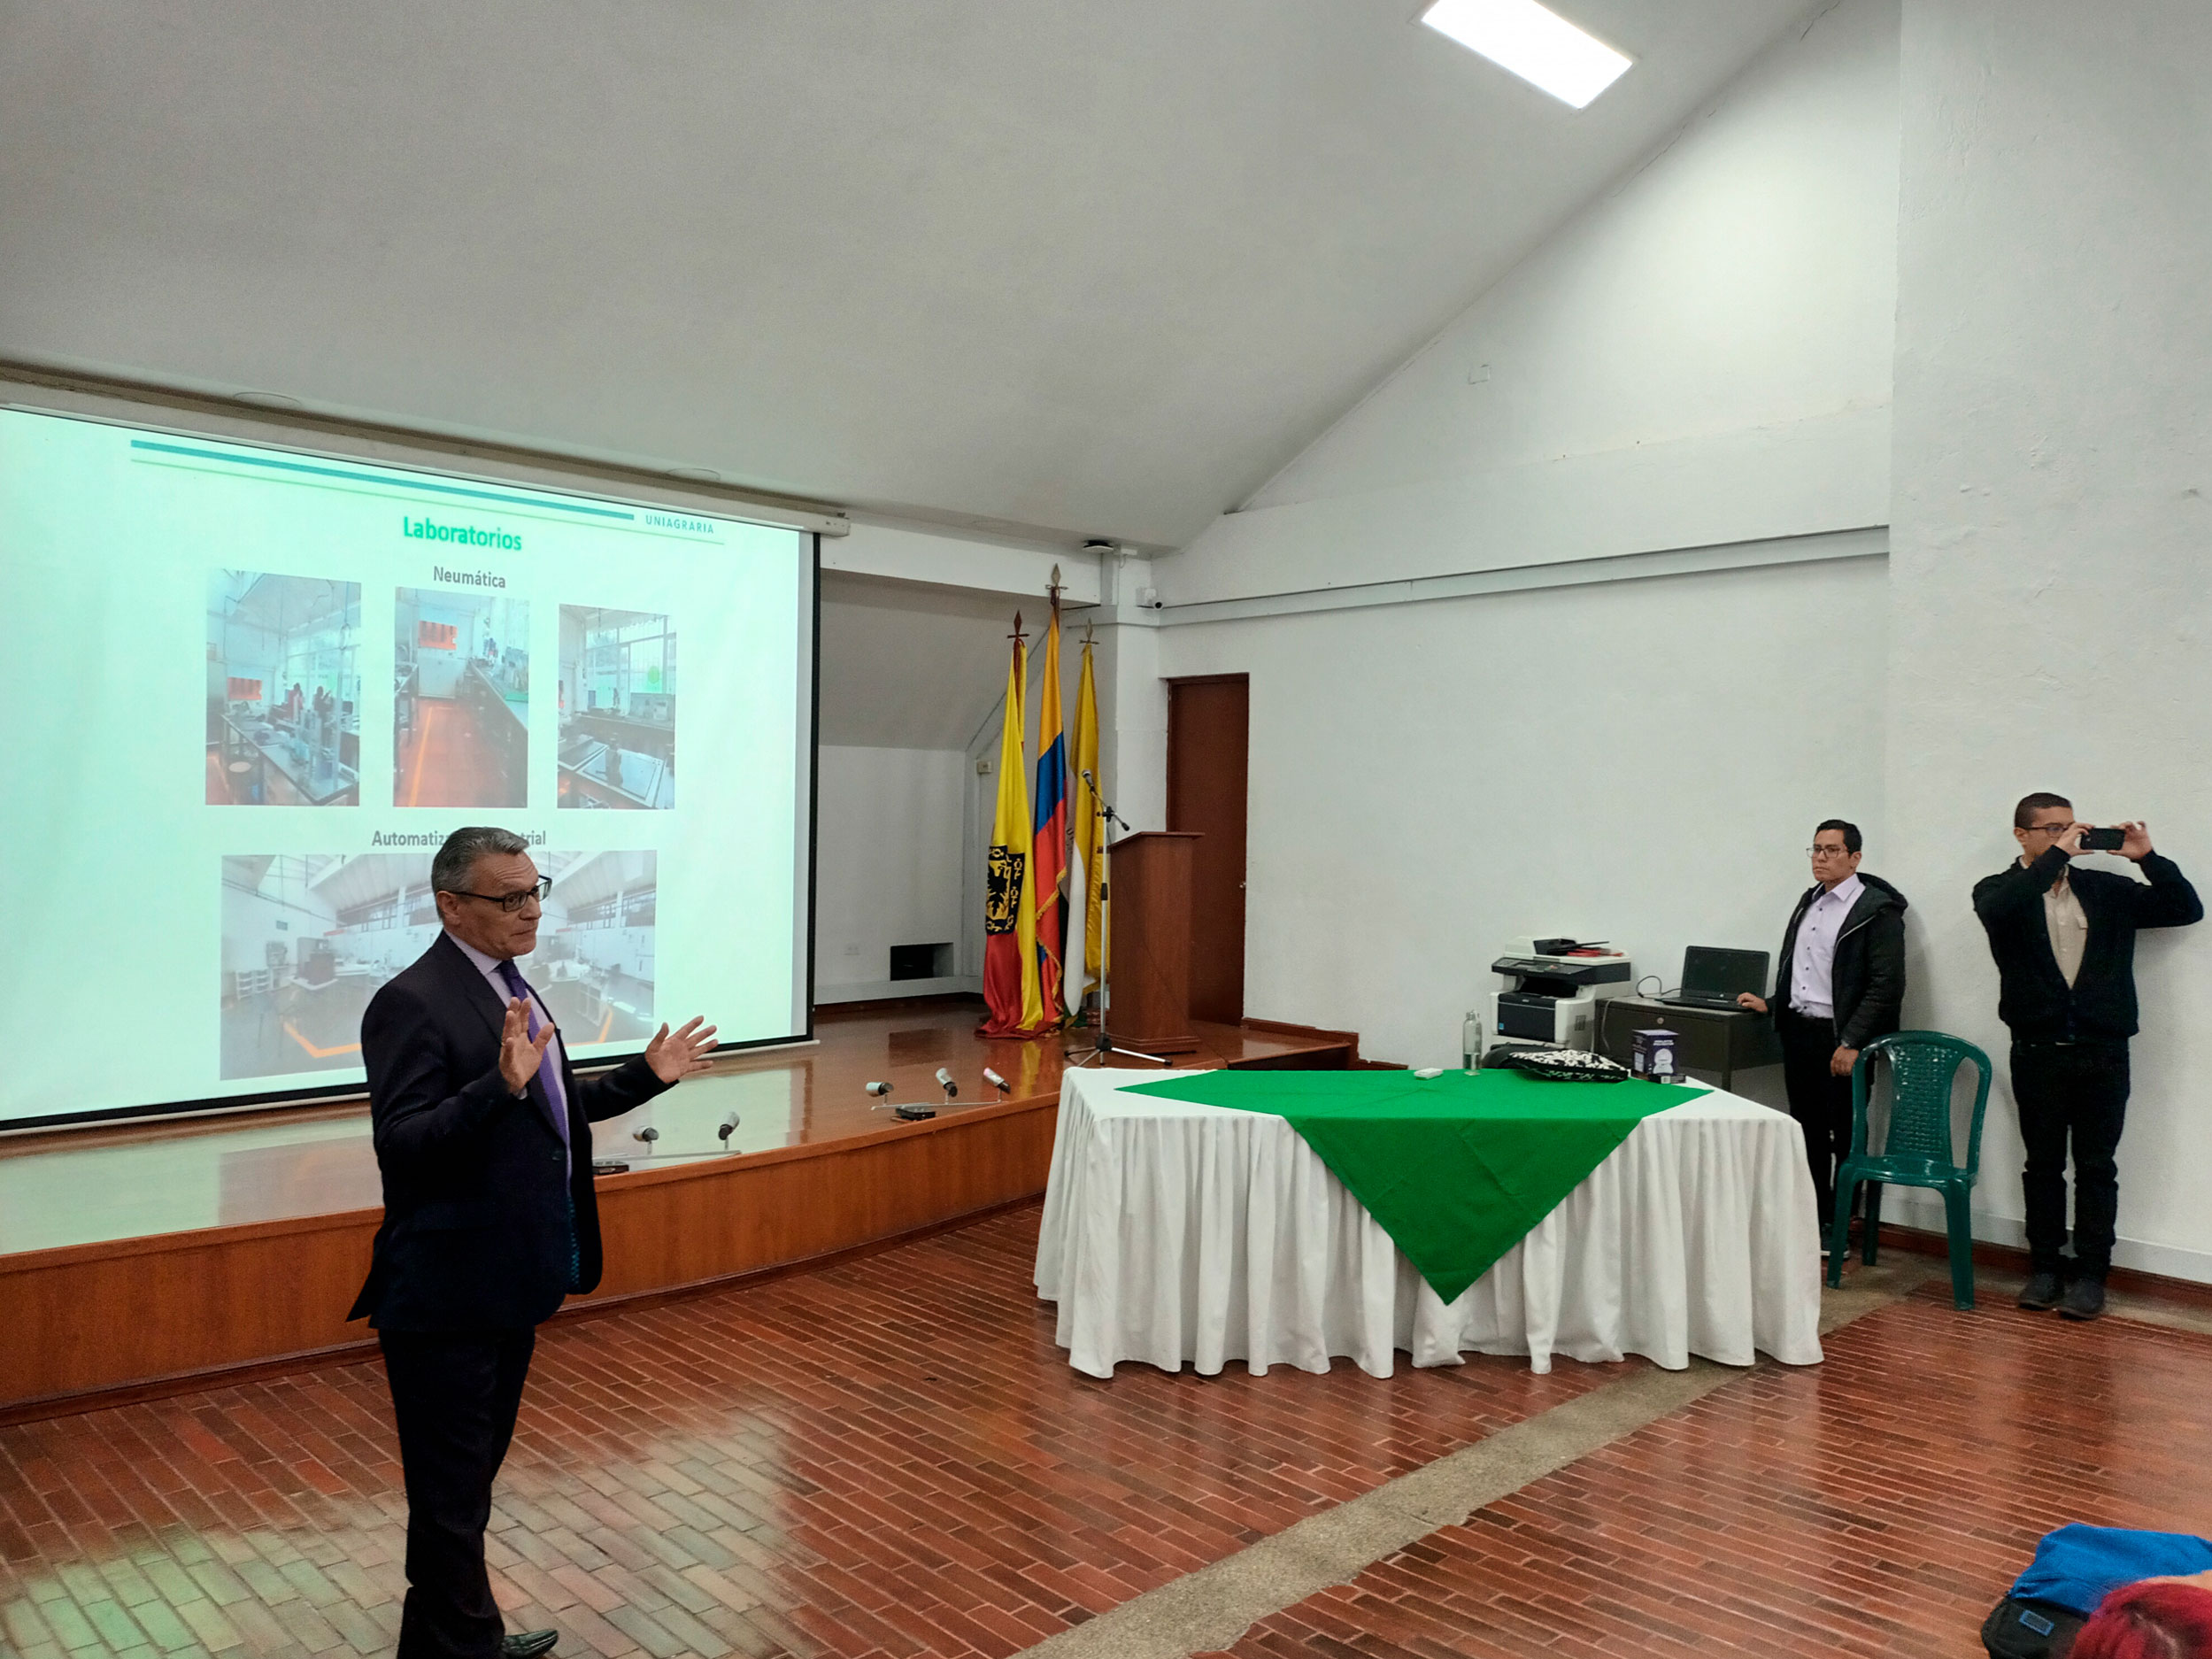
left=499, top=997, right=555, bottom=1095
left=645, top=1016, right=720, bottom=1084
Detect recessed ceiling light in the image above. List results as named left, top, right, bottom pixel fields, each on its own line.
left=1419, top=0, right=1632, bottom=110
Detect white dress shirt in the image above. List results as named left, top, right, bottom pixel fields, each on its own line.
left=1789, top=873, right=1864, bottom=1021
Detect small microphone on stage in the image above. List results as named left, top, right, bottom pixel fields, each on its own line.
left=716, top=1112, right=740, bottom=1147
left=982, top=1067, right=1010, bottom=1094
left=632, top=1125, right=659, bottom=1150
left=935, top=1067, right=959, bottom=1100
left=865, top=1081, right=891, bottom=1098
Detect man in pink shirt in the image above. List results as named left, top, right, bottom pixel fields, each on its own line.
left=1739, top=820, right=1909, bottom=1245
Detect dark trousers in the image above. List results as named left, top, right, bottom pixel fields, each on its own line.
left=379, top=1327, right=537, bottom=1659
left=2011, top=1039, right=2131, bottom=1278
left=1778, top=1009, right=1854, bottom=1229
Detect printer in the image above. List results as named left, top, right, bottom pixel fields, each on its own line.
left=1490, top=938, right=1633, bottom=1050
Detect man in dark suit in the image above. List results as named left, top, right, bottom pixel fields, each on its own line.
left=351, top=826, right=717, bottom=1659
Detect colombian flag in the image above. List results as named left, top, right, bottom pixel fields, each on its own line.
left=1068, top=634, right=1105, bottom=1013
left=979, top=621, right=1048, bottom=1037
left=1031, top=598, right=1069, bottom=1022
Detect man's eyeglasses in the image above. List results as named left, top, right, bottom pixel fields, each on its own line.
left=1806, top=846, right=1853, bottom=859
left=2024, top=824, right=2077, bottom=837
left=444, top=877, right=551, bottom=914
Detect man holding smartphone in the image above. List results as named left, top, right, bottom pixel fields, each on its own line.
left=1974, top=793, right=2201, bottom=1320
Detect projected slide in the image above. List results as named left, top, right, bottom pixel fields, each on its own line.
left=395, top=588, right=530, bottom=808
left=219, top=851, right=658, bottom=1080
left=206, top=572, right=363, bottom=806
left=559, top=606, right=676, bottom=809
left=0, top=405, right=815, bottom=1130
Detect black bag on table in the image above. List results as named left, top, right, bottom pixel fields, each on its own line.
left=1494, top=1046, right=1629, bottom=1083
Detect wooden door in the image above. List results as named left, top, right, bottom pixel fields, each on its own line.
left=1168, top=675, right=1249, bottom=1024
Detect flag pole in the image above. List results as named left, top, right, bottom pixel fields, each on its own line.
left=1065, top=778, right=1157, bottom=1064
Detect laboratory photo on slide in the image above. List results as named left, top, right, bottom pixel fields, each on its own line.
left=393, top=588, right=529, bottom=808
left=204, top=572, right=362, bottom=806
left=559, top=606, right=676, bottom=808
left=217, top=849, right=659, bottom=1080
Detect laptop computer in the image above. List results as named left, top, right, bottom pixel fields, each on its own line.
left=1662, top=945, right=1769, bottom=1011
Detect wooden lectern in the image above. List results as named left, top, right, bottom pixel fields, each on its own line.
left=1104, top=830, right=1202, bottom=1054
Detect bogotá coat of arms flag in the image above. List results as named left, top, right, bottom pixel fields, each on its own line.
left=979, top=616, right=1049, bottom=1037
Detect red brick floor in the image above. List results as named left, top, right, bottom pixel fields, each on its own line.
left=1198, top=1282, right=2212, bottom=1659
left=0, top=1204, right=1615, bottom=1659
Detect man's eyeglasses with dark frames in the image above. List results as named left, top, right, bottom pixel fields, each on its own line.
left=444, top=877, right=551, bottom=914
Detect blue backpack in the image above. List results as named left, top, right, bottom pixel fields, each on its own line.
left=1984, top=1525, right=2212, bottom=1657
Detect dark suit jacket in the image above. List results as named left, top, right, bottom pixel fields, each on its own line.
left=1973, top=846, right=2201, bottom=1043
left=1767, top=872, right=1910, bottom=1051
left=348, top=932, right=673, bottom=1331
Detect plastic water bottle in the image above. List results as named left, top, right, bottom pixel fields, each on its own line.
left=1462, top=1012, right=1483, bottom=1074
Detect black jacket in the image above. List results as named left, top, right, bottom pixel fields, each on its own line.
left=1972, top=846, right=2201, bottom=1043
left=1769, top=872, right=1909, bottom=1050
left=347, top=933, right=672, bottom=1331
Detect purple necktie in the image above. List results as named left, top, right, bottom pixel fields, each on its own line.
left=495, top=959, right=570, bottom=1156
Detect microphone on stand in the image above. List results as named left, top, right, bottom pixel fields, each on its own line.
left=1082, top=771, right=1129, bottom=831
left=716, top=1112, right=740, bottom=1148
left=982, top=1067, right=1011, bottom=1094
left=935, top=1068, right=959, bottom=1100
left=632, top=1125, right=659, bottom=1153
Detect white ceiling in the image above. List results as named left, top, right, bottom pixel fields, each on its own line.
left=0, top=0, right=1815, bottom=550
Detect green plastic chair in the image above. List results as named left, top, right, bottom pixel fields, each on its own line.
left=1826, top=1030, right=1992, bottom=1308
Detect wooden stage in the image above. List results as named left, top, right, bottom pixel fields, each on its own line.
left=0, top=999, right=1363, bottom=1421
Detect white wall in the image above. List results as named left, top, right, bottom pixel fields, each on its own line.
left=1165, top=0, right=1899, bottom=606
left=1159, top=556, right=1887, bottom=1075
left=813, top=745, right=970, bottom=999
left=1142, top=0, right=2212, bottom=1285
left=1126, top=0, right=1904, bottom=1083
left=1884, top=0, right=2212, bottom=1279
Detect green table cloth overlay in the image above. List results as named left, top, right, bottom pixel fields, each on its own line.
left=1121, top=1069, right=1702, bottom=1302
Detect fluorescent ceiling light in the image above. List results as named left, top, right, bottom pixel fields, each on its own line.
left=1420, top=0, right=1633, bottom=109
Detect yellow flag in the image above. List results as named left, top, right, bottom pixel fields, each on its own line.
left=980, top=624, right=1046, bottom=1036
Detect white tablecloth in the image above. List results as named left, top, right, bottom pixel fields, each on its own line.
left=1033, top=1069, right=1824, bottom=1377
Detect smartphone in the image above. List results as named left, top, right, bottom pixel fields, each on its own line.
left=2080, top=826, right=2126, bottom=853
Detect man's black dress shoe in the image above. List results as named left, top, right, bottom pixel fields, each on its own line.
left=2057, top=1277, right=2107, bottom=1322
left=2016, top=1271, right=2062, bottom=1311
left=502, top=1631, right=559, bottom=1659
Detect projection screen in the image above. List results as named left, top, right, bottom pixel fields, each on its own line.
left=0, top=405, right=816, bottom=1131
